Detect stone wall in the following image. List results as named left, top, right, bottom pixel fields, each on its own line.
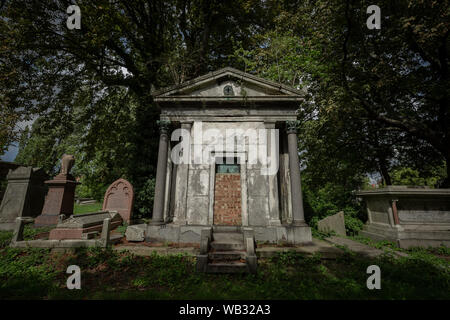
left=179, top=121, right=275, bottom=227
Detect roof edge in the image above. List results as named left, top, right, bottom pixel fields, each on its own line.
left=152, top=67, right=306, bottom=97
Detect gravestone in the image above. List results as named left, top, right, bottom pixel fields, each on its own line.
left=0, top=166, right=48, bottom=230
left=49, top=211, right=123, bottom=240
left=34, top=154, right=79, bottom=227
left=0, top=161, right=21, bottom=203
left=102, top=178, right=134, bottom=223
left=318, top=211, right=346, bottom=236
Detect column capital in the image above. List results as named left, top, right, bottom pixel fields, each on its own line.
left=180, top=121, right=193, bottom=129
left=157, top=119, right=171, bottom=134
left=263, top=121, right=276, bottom=129
left=286, top=120, right=300, bottom=134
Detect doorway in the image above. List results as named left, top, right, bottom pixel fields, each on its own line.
left=213, top=158, right=242, bottom=226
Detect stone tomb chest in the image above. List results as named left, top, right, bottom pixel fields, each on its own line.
left=143, top=67, right=312, bottom=244
left=357, top=186, right=450, bottom=248
left=49, top=211, right=123, bottom=240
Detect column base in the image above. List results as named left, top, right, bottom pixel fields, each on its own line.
left=172, top=218, right=187, bottom=225
left=292, top=220, right=309, bottom=227
left=268, top=219, right=282, bottom=226
left=149, top=220, right=165, bottom=226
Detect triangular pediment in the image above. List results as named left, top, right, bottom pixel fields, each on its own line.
left=153, top=67, right=305, bottom=100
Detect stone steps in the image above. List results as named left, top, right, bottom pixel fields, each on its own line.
left=210, top=241, right=245, bottom=251
left=197, top=228, right=257, bottom=274
left=206, top=230, right=250, bottom=273
left=212, top=232, right=243, bottom=242
left=206, top=261, right=247, bottom=274
left=212, top=225, right=242, bottom=233
left=208, top=250, right=246, bottom=261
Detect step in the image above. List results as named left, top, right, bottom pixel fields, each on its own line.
left=206, top=262, right=248, bottom=274
left=212, top=232, right=243, bottom=243
left=210, top=241, right=245, bottom=251
left=208, top=251, right=246, bottom=261
left=213, top=225, right=242, bottom=233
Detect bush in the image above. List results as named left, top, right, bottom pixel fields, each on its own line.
left=75, top=179, right=109, bottom=201
left=343, top=210, right=364, bottom=236
left=134, top=177, right=155, bottom=219
left=390, top=166, right=446, bottom=187
left=303, top=182, right=366, bottom=235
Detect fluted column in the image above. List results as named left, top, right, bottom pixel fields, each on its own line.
left=150, top=120, right=170, bottom=225
left=286, top=120, right=306, bottom=225
left=173, top=122, right=192, bottom=225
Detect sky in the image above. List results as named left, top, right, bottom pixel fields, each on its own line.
left=1, top=118, right=35, bottom=163
left=1, top=144, right=18, bottom=163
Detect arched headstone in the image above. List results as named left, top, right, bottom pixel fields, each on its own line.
left=102, top=179, right=134, bottom=223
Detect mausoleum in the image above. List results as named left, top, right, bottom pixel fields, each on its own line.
left=134, top=67, right=312, bottom=244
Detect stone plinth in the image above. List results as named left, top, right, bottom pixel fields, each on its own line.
left=357, top=186, right=450, bottom=248
left=34, top=174, right=79, bottom=227
left=142, top=223, right=311, bottom=245
left=0, top=166, right=48, bottom=230
left=49, top=211, right=122, bottom=240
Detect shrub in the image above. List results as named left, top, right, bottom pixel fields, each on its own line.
left=75, top=179, right=108, bottom=201
left=134, top=177, right=155, bottom=219
left=343, top=210, right=364, bottom=236
left=304, top=182, right=366, bottom=235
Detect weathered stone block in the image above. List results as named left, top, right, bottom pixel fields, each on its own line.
left=318, top=211, right=346, bottom=236
left=125, top=224, right=146, bottom=242
left=0, top=166, right=48, bottom=230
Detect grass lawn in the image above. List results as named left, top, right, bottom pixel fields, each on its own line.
left=0, top=227, right=449, bottom=300
left=73, top=202, right=103, bottom=215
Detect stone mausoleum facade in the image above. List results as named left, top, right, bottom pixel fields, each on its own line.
left=140, top=67, right=312, bottom=244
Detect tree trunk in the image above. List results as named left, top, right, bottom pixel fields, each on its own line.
left=378, top=160, right=392, bottom=186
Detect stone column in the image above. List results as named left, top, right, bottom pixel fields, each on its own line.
left=173, top=122, right=192, bottom=225
left=286, top=120, right=306, bottom=225
left=265, top=121, right=281, bottom=226
left=150, top=120, right=170, bottom=226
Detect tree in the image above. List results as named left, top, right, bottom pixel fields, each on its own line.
left=232, top=0, right=449, bottom=186
left=337, top=0, right=450, bottom=185
left=1, top=0, right=287, bottom=216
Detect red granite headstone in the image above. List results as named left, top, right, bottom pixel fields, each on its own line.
left=34, top=154, right=79, bottom=227
left=102, top=178, right=134, bottom=223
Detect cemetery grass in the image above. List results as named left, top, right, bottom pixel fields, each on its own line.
left=0, top=232, right=449, bottom=300
left=74, top=203, right=103, bottom=215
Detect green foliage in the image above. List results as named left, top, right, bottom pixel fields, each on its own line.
left=303, top=182, right=366, bottom=235
left=22, top=225, right=53, bottom=241
left=116, top=222, right=128, bottom=236
left=0, top=247, right=57, bottom=299
left=343, top=213, right=364, bottom=236
left=134, top=177, right=156, bottom=219
left=0, top=229, right=448, bottom=300
left=390, top=166, right=447, bottom=187
left=0, top=231, right=13, bottom=249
